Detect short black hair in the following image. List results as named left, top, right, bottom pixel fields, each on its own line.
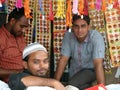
left=72, top=14, right=90, bottom=25
left=8, top=7, right=25, bottom=22
left=23, top=55, right=29, bottom=62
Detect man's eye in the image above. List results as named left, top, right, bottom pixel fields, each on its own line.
left=73, top=25, right=79, bottom=29
left=33, top=60, right=39, bottom=64
left=81, top=24, right=86, bottom=28
left=44, top=59, right=49, bottom=64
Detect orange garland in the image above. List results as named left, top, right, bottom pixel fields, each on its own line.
left=24, top=0, right=32, bottom=18
left=102, top=0, right=106, bottom=12
left=78, top=0, right=84, bottom=15
left=66, top=0, right=72, bottom=27
left=90, top=0, right=95, bottom=9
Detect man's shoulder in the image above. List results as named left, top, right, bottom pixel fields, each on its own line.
left=89, top=30, right=102, bottom=38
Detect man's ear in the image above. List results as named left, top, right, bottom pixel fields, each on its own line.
left=23, top=61, right=28, bottom=69
left=10, top=18, right=16, bottom=25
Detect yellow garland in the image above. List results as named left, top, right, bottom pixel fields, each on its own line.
left=55, top=0, right=65, bottom=19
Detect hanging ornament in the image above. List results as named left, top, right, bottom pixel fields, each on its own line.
left=0, top=0, right=2, bottom=7
left=90, top=0, right=95, bottom=9
left=66, top=0, right=72, bottom=28
left=72, top=0, right=79, bottom=14
left=118, top=0, right=120, bottom=9
left=1, top=0, right=5, bottom=3
left=102, top=0, right=106, bottom=12
left=16, top=0, right=23, bottom=8
left=55, top=0, right=65, bottom=19
left=108, top=0, right=113, bottom=10
left=83, top=0, right=88, bottom=15
left=48, top=0, right=54, bottom=20
left=24, top=0, right=32, bottom=18
left=113, top=0, right=119, bottom=9
left=38, top=0, right=45, bottom=20
left=95, top=0, right=102, bottom=11
left=78, top=0, right=84, bottom=15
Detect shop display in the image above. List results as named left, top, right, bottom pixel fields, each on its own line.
left=1, top=0, right=120, bottom=75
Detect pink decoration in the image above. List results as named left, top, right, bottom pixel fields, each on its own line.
left=95, top=0, right=102, bottom=10
left=72, top=0, right=79, bottom=14
left=16, top=0, right=23, bottom=8
left=1, top=0, right=5, bottom=3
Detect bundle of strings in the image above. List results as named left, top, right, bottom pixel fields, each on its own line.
left=15, top=0, right=23, bottom=8
left=48, top=0, right=54, bottom=20
left=24, top=0, right=32, bottom=18
left=55, top=0, right=65, bottom=19
left=66, top=0, right=72, bottom=27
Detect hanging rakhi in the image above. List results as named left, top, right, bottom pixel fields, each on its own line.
left=0, top=0, right=2, bottom=7
left=72, top=0, right=79, bottom=14
left=48, top=0, right=54, bottom=20
left=90, top=0, right=95, bottom=9
left=118, top=0, right=120, bottom=9
left=38, top=0, right=45, bottom=20
left=24, top=0, right=32, bottom=18
left=16, top=0, right=23, bottom=8
left=66, top=0, right=72, bottom=32
left=1, top=0, right=5, bottom=3
left=102, top=0, right=106, bottom=12
left=55, top=0, right=65, bottom=19
left=78, top=0, right=84, bottom=15
left=83, top=0, right=88, bottom=15
left=108, top=0, right=113, bottom=10
left=113, top=0, right=119, bottom=9
left=95, top=0, right=102, bottom=11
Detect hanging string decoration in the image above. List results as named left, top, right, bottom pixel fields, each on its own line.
left=53, top=0, right=67, bottom=72
left=24, top=0, right=35, bottom=44
left=95, top=0, right=102, bottom=11
left=89, top=0, right=95, bottom=10
left=0, top=0, right=2, bottom=7
left=113, top=0, right=119, bottom=9
left=55, top=0, right=65, bottom=19
left=24, top=0, right=32, bottom=18
left=38, top=0, right=45, bottom=20
left=66, top=0, right=72, bottom=27
left=48, top=0, right=54, bottom=20
left=78, top=0, right=84, bottom=15
left=35, top=0, right=51, bottom=53
left=0, top=0, right=5, bottom=7
left=72, top=0, right=79, bottom=14
left=105, top=9, right=120, bottom=67
left=83, top=0, right=89, bottom=15
left=89, top=9, right=111, bottom=72
left=102, top=0, right=106, bottom=12
left=15, top=0, right=23, bottom=8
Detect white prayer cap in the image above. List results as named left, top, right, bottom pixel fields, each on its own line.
left=23, top=42, right=47, bottom=59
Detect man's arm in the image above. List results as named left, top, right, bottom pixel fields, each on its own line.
left=0, top=68, right=22, bottom=78
left=54, top=55, right=69, bottom=81
left=93, top=58, right=105, bottom=84
left=21, top=76, right=66, bottom=90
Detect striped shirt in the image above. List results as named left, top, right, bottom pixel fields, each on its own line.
left=61, top=30, right=105, bottom=78
left=0, top=25, right=26, bottom=70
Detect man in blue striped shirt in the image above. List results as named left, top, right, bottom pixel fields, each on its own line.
left=55, top=14, right=105, bottom=90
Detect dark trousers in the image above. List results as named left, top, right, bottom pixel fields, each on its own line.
left=68, top=68, right=96, bottom=90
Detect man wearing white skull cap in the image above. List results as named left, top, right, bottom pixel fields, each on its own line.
left=8, top=42, right=66, bottom=90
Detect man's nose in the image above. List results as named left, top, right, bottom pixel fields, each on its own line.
left=39, top=62, right=44, bottom=68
